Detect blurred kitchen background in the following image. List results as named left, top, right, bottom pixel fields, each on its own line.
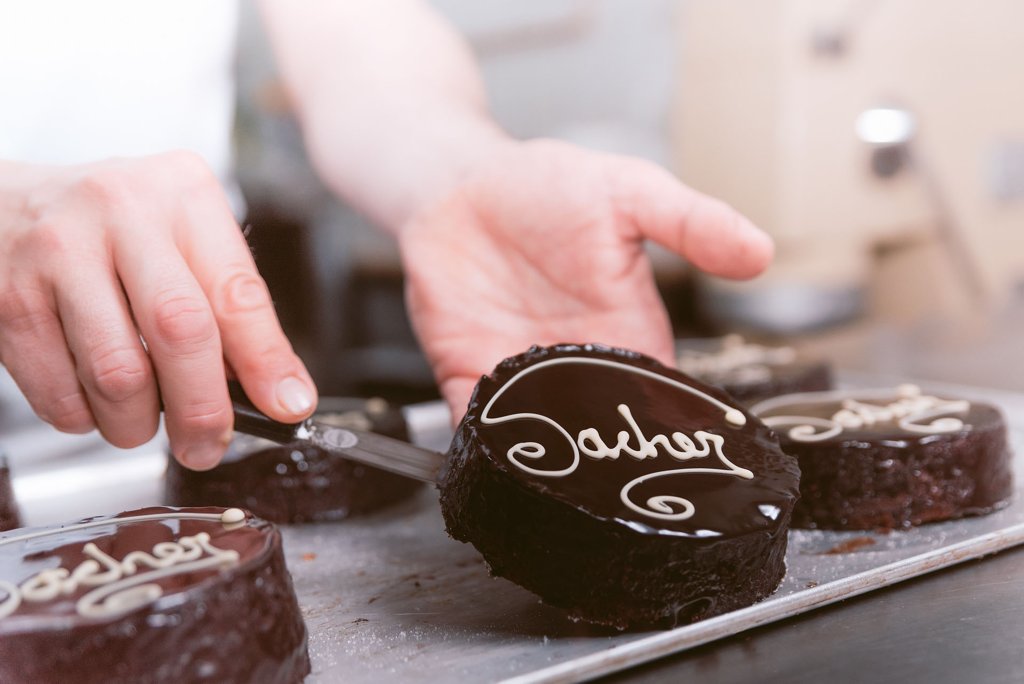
left=236, top=0, right=1024, bottom=402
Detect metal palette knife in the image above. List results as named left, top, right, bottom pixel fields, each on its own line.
left=228, top=381, right=445, bottom=484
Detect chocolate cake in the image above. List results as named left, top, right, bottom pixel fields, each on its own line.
left=165, top=397, right=422, bottom=523
left=0, top=506, right=309, bottom=684
left=676, top=334, right=831, bottom=404
left=0, top=456, right=19, bottom=531
left=751, top=385, right=1014, bottom=530
left=440, top=344, right=801, bottom=629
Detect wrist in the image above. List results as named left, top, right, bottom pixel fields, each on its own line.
left=305, top=94, right=517, bottom=236
left=389, top=113, right=515, bottom=235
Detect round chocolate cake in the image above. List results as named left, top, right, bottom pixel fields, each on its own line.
left=165, top=397, right=422, bottom=523
left=751, top=385, right=1014, bottom=530
left=0, top=506, right=309, bottom=684
left=440, top=344, right=801, bottom=629
left=676, top=335, right=831, bottom=404
left=0, top=456, right=19, bottom=531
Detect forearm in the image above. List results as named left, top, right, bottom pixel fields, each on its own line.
left=259, top=0, right=510, bottom=233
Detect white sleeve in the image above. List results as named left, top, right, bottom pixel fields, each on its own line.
left=0, top=0, right=242, bottom=215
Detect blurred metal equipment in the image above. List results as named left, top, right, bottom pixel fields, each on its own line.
left=675, top=0, right=1024, bottom=331
left=856, top=106, right=914, bottom=177
left=856, top=105, right=987, bottom=304
left=855, top=106, right=915, bottom=147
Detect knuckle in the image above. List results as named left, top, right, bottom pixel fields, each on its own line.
left=151, top=289, right=217, bottom=350
left=164, top=150, right=215, bottom=185
left=26, top=222, right=72, bottom=257
left=218, top=269, right=273, bottom=317
left=42, top=390, right=95, bottom=433
left=176, top=399, right=232, bottom=437
left=0, top=287, right=53, bottom=335
left=231, top=342, right=293, bottom=379
left=75, top=168, right=135, bottom=211
left=6, top=220, right=75, bottom=265
left=87, top=342, right=152, bottom=403
left=100, top=421, right=159, bottom=450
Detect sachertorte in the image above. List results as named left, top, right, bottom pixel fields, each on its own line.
left=751, top=385, right=1014, bottom=530
left=440, top=344, right=801, bottom=629
left=0, top=506, right=309, bottom=683
left=676, top=335, right=831, bottom=404
left=165, top=397, right=422, bottom=524
left=0, top=456, right=19, bottom=531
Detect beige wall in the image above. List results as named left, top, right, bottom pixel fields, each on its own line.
left=674, top=0, right=1024, bottom=320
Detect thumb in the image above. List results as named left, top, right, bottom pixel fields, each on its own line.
left=609, top=158, right=774, bottom=280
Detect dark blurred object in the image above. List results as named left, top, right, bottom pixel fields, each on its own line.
left=0, top=455, right=21, bottom=531
left=244, top=199, right=438, bottom=405
left=234, top=5, right=437, bottom=406
left=870, top=145, right=908, bottom=178
left=165, top=396, right=422, bottom=524
left=243, top=201, right=318, bottom=347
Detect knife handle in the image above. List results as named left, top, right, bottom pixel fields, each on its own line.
left=228, top=380, right=303, bottom=444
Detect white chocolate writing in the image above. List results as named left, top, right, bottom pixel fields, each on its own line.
left=577, top=404, right=745, bottom=466
left=752, top=384, right=971, bottom=443
left=677, top=334, right=796, bottom=383
left=481, top=357, right=753, bottom=522
left=0, top=511, right=245, bottom=621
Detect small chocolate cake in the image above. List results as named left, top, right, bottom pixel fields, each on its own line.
left=0, top=506, right=309, bottom=684
left=676, top=335, right=831, bottom=404
left=0, top=456, right=19, bottom=531
left=440, top=344, right=801, bottom=629
left=751, top=385, right=1014, bottom=530
left=165, top=397, right=421, bottom=524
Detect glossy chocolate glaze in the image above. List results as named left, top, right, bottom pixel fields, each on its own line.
left=0, top=457, right=19, bottom=532
left=166, top=397, right=421, bottom=524
left=752, top=388, right=1014, bottom=530
left=0, top=507, right=269, bottom=621
left=473, top=346, right=799, bottom=537
left=0, top=506, right=309, bottom=683
left=441, top=344, right=800, bottom=629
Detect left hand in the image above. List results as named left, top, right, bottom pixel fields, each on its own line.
left=398, top=139, right=773, bottom=419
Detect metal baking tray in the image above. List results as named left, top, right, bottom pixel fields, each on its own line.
left=7, top=377, right=1024, bottom=683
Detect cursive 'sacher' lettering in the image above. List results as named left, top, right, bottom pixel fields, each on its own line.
left=578, top=404, right=746, bottom=469
left=753, top=385, right=972, bottom=443
left=0, top=532, right=239, bottom=620
left=480, top=357, right=756, bottom=522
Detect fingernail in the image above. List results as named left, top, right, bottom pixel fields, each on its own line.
left=182, top=443, right=225, bottom=471
left=277, top=376, right=315, bottom=416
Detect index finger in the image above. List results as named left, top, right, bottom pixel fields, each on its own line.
left=114, top=235, right=233, bottom=470
left=174, top=182, right=317, bottom=423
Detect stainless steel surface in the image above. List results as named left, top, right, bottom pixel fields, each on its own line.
left=308, top=424, right=443, bottom=484
left=4, top=375, right=1023, bottom=682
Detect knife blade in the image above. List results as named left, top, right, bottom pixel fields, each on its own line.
left=228, top=381, right=444, bottom=484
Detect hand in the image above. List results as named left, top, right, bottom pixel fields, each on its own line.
left=0, top=152, right=317, bottom=469
left=399, top=139, right=773, bottom=419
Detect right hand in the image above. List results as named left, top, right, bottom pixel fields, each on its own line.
left=399, top=139, right=773, bottom=421
left=0, top=151, right=317, bottom=469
